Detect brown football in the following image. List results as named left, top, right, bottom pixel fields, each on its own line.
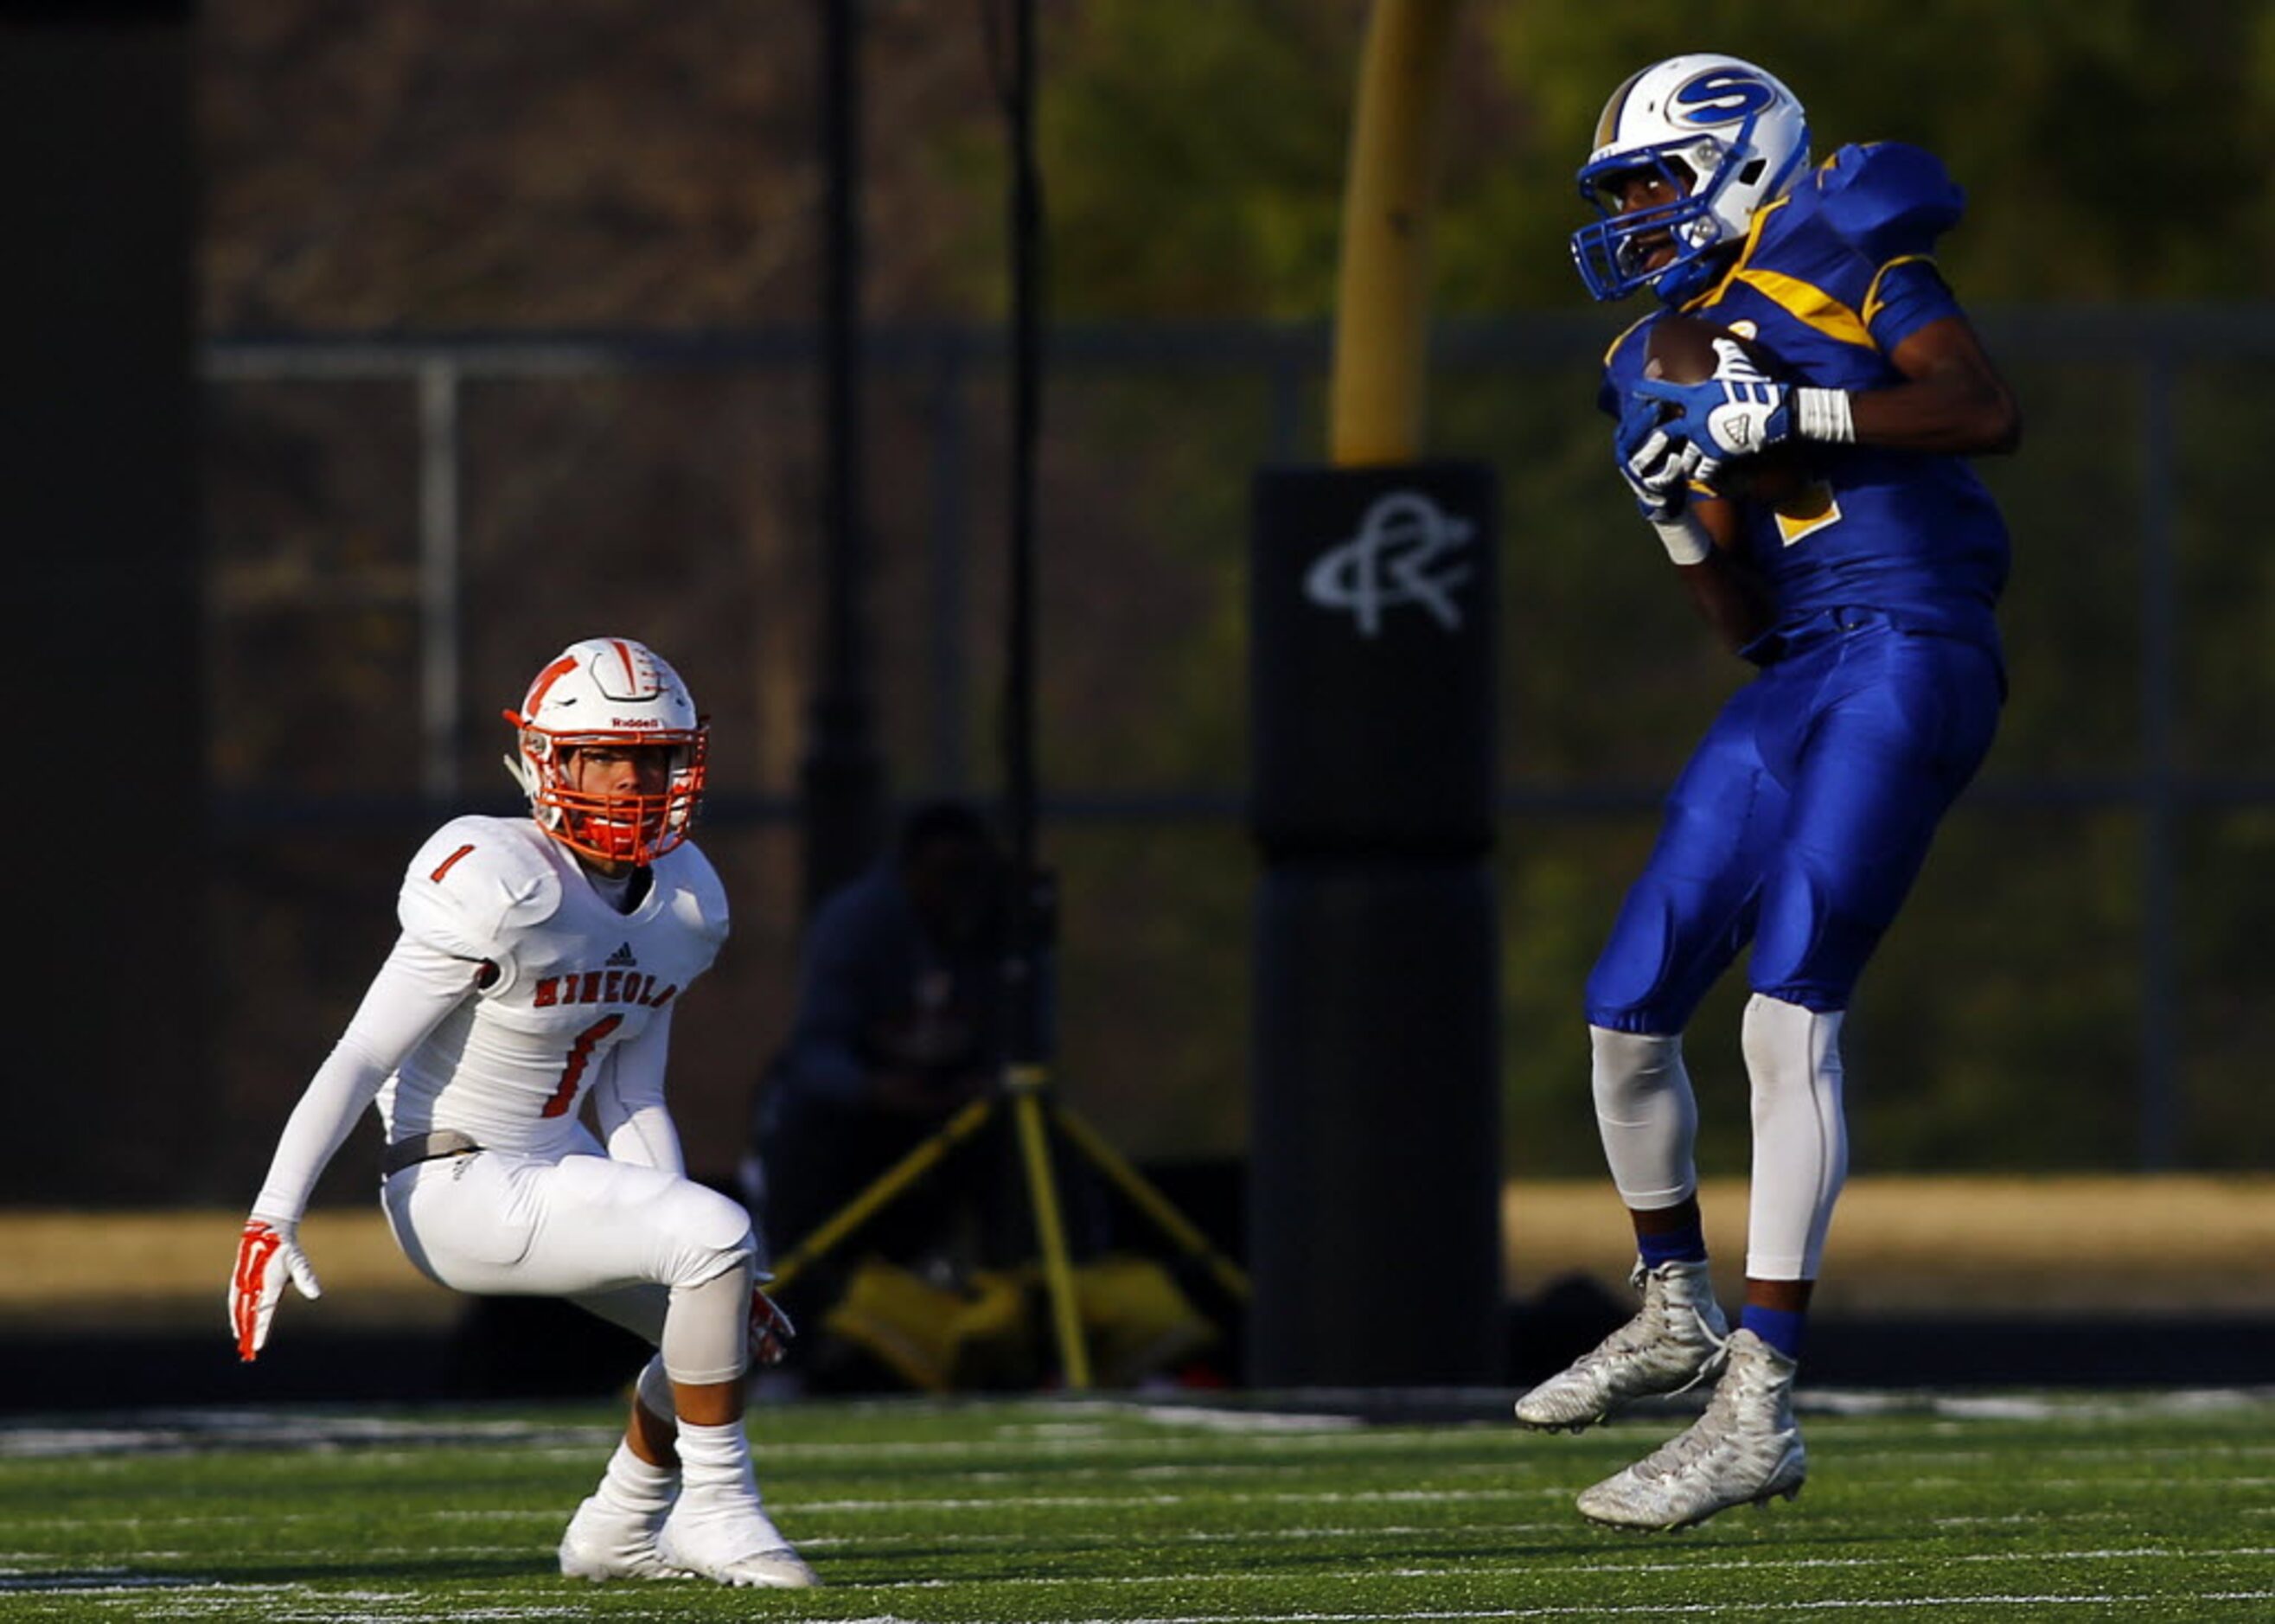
left=1643, top=315, right=1810, bottom=505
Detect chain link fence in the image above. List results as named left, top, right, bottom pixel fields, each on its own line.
left=199, top=310, right=2275, bottom=1208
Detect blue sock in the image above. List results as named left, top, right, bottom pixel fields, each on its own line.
left=1634, top=1222, right=1708, bottom=1269
left=1740, top=1303, right=1807, bottom=1361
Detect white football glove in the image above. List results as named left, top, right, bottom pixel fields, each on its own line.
left=1614, top=396, right=1713, bottom=565
left=750, top=1285, right=796, bottom=1368
left=230, top=1216, right=323, bottom=1362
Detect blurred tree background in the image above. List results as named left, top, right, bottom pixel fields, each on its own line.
left=189, top=0, right=2275, bottom=1210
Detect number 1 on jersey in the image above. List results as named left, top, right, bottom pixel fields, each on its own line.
left=541, top=1014, right=623, bottom=1118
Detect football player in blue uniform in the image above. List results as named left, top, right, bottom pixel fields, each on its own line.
left=1511, top=54, right=2021, bottom=1531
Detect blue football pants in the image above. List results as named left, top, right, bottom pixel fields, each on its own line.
left=1585, top=617, right=2003, bottom=1033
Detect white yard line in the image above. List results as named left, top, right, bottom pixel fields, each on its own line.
left=11, top=1468, right=2271, bottom=1533
left=7, top=1389, right=2272, bottom=1461
left=857, top=1547, right=2275, bottom=1591
left=1027, top=1601, right=2275, bottom=1623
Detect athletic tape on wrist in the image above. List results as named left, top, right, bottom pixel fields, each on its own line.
left=1651, top=513, right=1713, bottom=566
left=1794, top=387, right=1856, bottom=444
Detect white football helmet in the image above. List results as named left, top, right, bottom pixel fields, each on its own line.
left=1571, top=53, right=1811, bottom=305
left=502, top=636, right=709, bottom=866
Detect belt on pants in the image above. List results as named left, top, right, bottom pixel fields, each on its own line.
left=381, top=1129, right=483, bottom=1179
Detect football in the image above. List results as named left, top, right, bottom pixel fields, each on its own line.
left=1642, top=315, right=1810, bottom=504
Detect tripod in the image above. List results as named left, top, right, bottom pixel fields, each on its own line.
left=767, top=0, right=1245, bottom=1390
left=761, top=872, right=1249, bottom=1390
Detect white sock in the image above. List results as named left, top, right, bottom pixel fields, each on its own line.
left=673, top=1418, right=762, bottom=1519
left=591, top=1439, right=675, bottom=1519
left=1741, top=994, right=1849, bottom=1279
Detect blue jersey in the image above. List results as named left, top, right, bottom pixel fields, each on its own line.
left=1599, top=142, right=2009, bottom=656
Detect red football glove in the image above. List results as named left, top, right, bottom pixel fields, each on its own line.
left=229, top=1217, right=323, bottom=1362
left=750, top=1285, right=796, bottom=1368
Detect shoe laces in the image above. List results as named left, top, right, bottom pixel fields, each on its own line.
left=1630, top=1262, right=1729, bottom=1396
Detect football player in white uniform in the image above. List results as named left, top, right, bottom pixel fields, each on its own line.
left=229, top=636, right=815, bottom=1589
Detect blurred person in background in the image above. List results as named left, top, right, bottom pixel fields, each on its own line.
left=741, top=799, right=1016, bottom=1384
left=229, top=636, right=815, bottom=1590
left=1511, top=54, right=2020, bottom=1531
left=745, top=800, right=1220, bottom=1394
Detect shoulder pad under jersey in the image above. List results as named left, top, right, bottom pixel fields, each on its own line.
left=1812, top=142, right=1965, bottom=265
left=397, top=817, right=564, bottom=975
left=650, top=840, right=731, bottom=954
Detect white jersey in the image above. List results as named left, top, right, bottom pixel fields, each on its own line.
left=252, top=815, right=729, bottom=1223
left=382, top=815, right=727, bottom=1152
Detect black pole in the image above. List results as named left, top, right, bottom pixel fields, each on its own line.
left=801, top=0, right=887, bottom=921
left=6, top=1, right=208, bottom=1200
left=1003, top=0, right=1052, bottom=1065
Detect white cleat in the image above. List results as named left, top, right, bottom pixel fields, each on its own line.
left=557, top=1493, right=681, bottom=1582
left=1514, top=1259, right=1729, bottom=1431
left=1575, top=1328, right=1806, bottom=1532
left=655, top=1501, right=819, bottom=1589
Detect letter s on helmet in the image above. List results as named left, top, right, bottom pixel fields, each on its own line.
left=1570, top=53, right=1811, bottom=306
left=502, top=637, right=709, bottom=866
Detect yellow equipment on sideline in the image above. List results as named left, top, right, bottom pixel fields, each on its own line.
left=766, top=1062, right=1249, bottom=1391
left=822, top=1251, right=1218, bottom=1395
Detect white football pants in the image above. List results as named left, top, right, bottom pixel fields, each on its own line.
left=382, top=1146, right=756, bottom=1385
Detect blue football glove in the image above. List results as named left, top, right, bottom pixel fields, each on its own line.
left=1632, top=337, right=1793, bottom=479
left=1614, top=391, right=1701, bottom=524
left=1614, top=393, right=1713, bottom=566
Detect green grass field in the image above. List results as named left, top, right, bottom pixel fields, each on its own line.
left=3, top=1389, right=2271, bottom=1621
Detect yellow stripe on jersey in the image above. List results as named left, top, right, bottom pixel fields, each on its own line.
left=1726, top=268, right=1875, bottom=349
left=1683, top=195, right=1786, bottom=310
left=1679, top=185, right=1878, bottom=354
left=1862, top=253, right=1939, bottom=329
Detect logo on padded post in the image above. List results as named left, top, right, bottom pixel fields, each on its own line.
left=1303, top=490, right=1476, bottom=638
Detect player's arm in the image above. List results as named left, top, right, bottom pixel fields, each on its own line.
left=1635, top=317, right=2021, bottom=469
left=1674, top=491, right=1774, bottom=655
left=1846, top=313, right=2020, bottom=455
left=231, top=935, right=479, bottom=1361
left=1612, top=389, right=1773, bottom=653
left=588, top=1009, right=687, bottom=1176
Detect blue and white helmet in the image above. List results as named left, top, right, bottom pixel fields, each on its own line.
left=1571, top=53, right=1811, bottom=305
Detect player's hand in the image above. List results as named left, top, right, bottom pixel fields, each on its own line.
left=1633, top=337, right=1793, bottom=477
left=1614, top=393, right=1700, bottom=523
left=750, top=1286, right=796, bottom=1367
left=229, top=1217, right=323, bottom=1362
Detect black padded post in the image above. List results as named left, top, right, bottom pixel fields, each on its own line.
left=1247, top=461, right=1503, bottom=1385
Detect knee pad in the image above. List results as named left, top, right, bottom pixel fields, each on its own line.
left=1589, top=1025, right=1697, bottom=1211
left=1740, top=994, right=1848, bottom=1279
left=653, top=1178, right=759, bottom=1292
left=653, top=1184, right=758, bottom=1388
left=661, top=1251, right=755, bottom=1388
